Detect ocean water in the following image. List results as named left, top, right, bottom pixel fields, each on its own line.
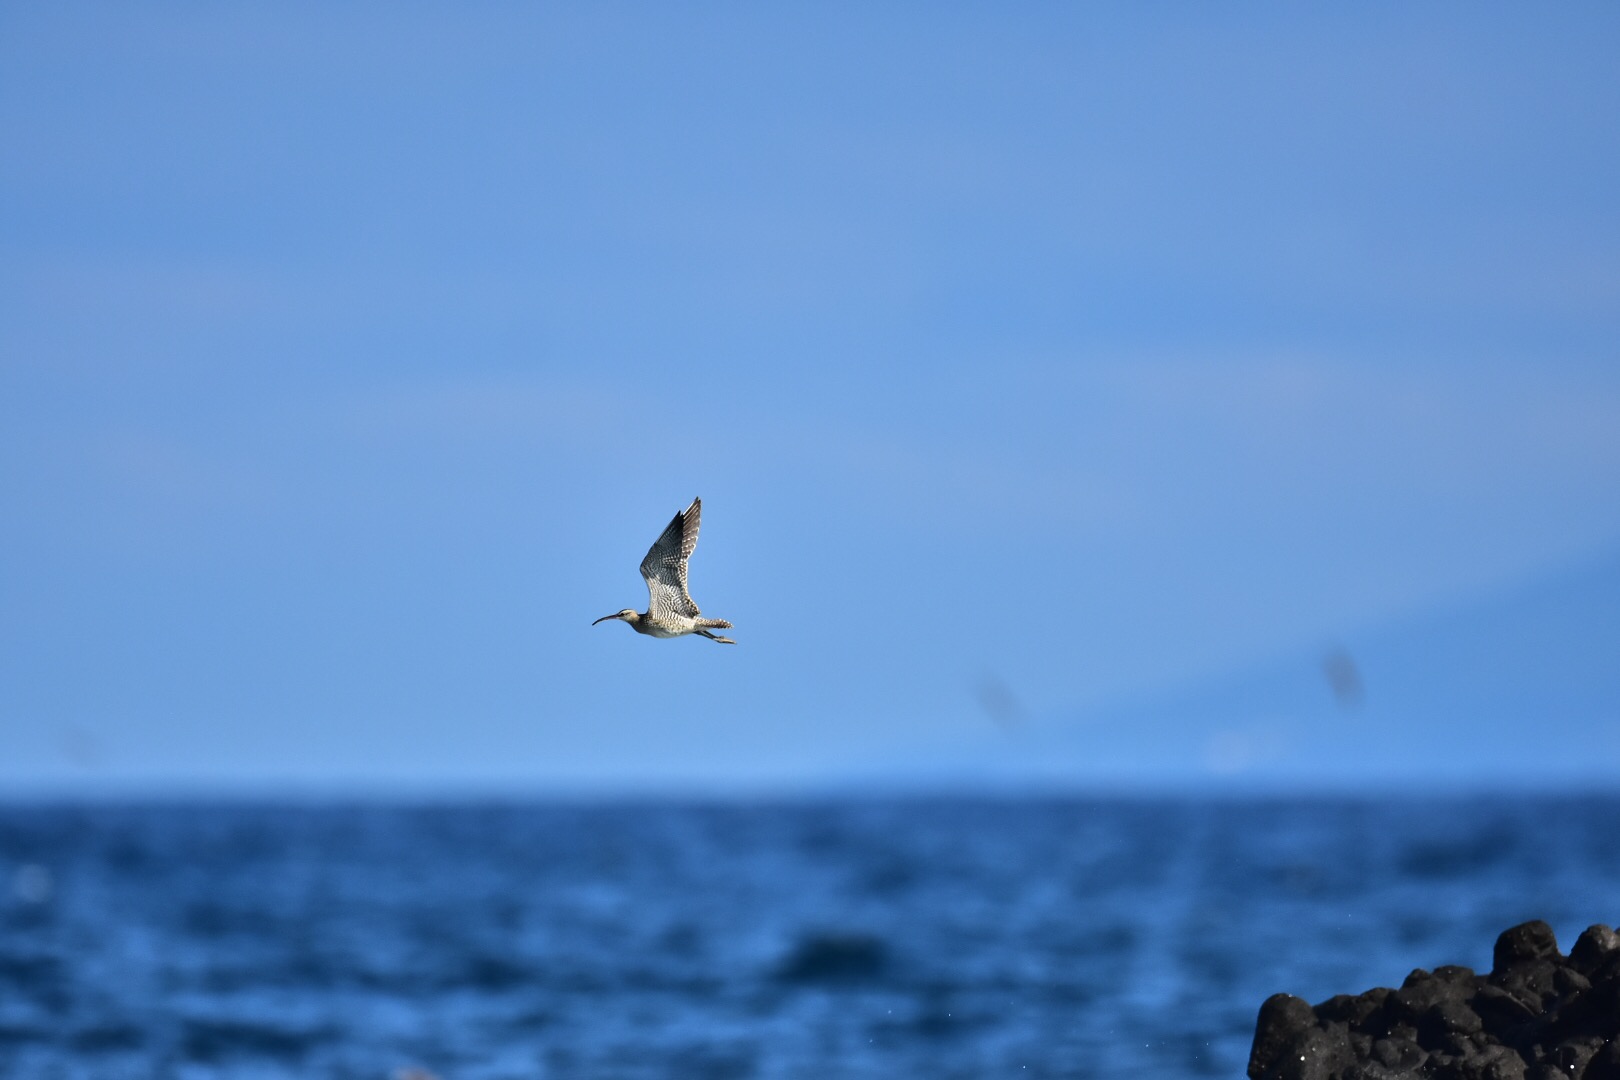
left=1, top=796, right=1617, bottom=1079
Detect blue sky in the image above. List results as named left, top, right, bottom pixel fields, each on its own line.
left=2, top=4, right=1618, bottom=793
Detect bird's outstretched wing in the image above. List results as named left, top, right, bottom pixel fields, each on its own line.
left=640, top=497, right=703, bottom=618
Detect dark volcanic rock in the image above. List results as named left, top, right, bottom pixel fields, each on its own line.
left=1587, top=1039, right=1620, bottom=1080
left=1318, top=992, right=1387, bottom=1028
left=1371, top=1034, right=1425, bottom=1070
left=1249, top=920, right=1620, bottom=1080
left=1493, top=922, right=1559, bottom=973
left=1472, top=984, right=1538, bottom=1029
left=1572, top=926, right=1620, bottom=973
left=1249, top=993, right=1361, bottom=1080
left=1251, top=994, right=1319, bottom=1078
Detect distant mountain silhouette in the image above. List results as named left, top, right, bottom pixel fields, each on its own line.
left=925, top=549, right=1620, bottom=789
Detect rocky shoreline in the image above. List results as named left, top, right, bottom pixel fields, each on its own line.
left=1249, top=920, right=1620, bottom=1080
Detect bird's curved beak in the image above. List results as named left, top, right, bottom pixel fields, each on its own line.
left=591, top=613, right=621, bottom=626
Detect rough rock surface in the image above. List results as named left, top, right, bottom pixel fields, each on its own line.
left=1249, top=921, right=1620, bottom=1080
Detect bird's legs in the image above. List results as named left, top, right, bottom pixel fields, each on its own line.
left=695, top=629, right=736, bottom=644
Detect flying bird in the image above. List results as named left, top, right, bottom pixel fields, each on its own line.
left=593, top=497, right=736, bottom=644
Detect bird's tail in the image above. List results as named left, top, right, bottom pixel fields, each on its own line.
left=698, top=618, right=733, bottom=629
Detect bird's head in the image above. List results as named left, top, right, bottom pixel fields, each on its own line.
left=592, top=609, right=639, bottom=626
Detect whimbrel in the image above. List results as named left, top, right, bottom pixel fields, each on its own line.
left=592, top=497, right=736, bottom=644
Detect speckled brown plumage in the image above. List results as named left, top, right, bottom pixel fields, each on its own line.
left=592, top=497, right=736, bottom=644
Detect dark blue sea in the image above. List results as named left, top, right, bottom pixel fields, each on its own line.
left=2, top=796, right=1617, bottom=1079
